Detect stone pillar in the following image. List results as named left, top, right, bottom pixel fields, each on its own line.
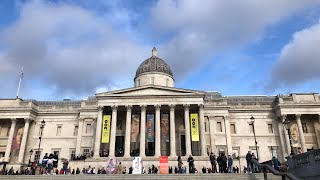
left=184, top=104, right=192, bottom=156
left=75, top=118, right=84, bottom=155
left=223, top=116, right=232, bottom=155
left=169, top=104, right=176, bottom=157
left=281, top=115, right=291, bottom=155
left=18, top=118, right=31, bottom=163
left=199, top=104, right=207, bottom=156
left=5, top=118, right=17, bottom=162
left=94, top=106, right=103, bottom=158
left=155, top=104, right=161, bottom=157
left=314, top=115, right=320, bottom=148
left=278, top=121, right=287, bottom=160
left=140, top=105, right=146, bottom=157
left=124, top=105, right=132, bottom=157
left=209, top=116, right=216, bottom=153
left=296, top=114, right=306, bottom=152
left=109, top=105, right=118, bottom=157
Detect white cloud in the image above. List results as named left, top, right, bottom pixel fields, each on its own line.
left=268, top=21, right=320, bottom=89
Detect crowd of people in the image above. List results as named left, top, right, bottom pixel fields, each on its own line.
left=0, top=151, right=283, bottom=176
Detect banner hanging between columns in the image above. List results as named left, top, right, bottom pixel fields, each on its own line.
left=146, top=114, right=155, bottom=142
left=190, top=113, right=199, bottom=141
left=102, top=115, right=111, bottom=143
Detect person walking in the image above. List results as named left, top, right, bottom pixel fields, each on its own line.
left=177, top=156, right=183, bottom=173
left=251, top=153, right=257, bottom=173
left=246, top=151, right=252, bottom=173
left=209, top=152, right=217, bottom=173
left=221, top=152, right=227, bottom=173
left=272, top=157, right=280, bottom=171
left=227, top=155, right=233, bottom=173
left=187, top=154, right=194, bottom=173
left=62, top=160, right=68, bottom=174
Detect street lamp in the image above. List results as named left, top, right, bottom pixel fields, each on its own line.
left=282, top=118, right=294, bottom=155
left=36, top=120, right=45, bottom=165
left=28, top=149, right=33, bottom=167
left=250, top=116, right=259, bottom=161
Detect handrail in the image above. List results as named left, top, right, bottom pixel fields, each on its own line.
left=250, top=159, right=300, bottom=180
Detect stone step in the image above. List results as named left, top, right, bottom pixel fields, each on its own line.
left=0, top=174, right=282, bottom=180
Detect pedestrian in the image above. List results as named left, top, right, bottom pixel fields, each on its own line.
left=187, top=154, right=194, bottom=173
left=62, top=160, right=68, bottom=174
left=245, top=151, right=252, bottom=173
left=227, top=155, right=233, bottom=173
left=251, top=153, right=256, bottom=173
left=117, top=162, right=123, bottom=174
left=177, top=156, right=183, bottom=173
left=209, top=152, right=217, bottom=173
left=272, top=157, right=280, bottom=171
left=217, top=153, right=222, bottom=173
left=221, top=152, right=227, bottom=173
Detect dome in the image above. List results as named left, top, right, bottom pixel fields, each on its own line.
left=135, top=47, right=174, bottom=80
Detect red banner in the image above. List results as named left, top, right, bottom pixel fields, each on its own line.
left=159, top=156, right=168, bottom=174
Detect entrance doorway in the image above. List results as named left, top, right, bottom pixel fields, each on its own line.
left=180, top=135, right=186, bottom=156
left=115, top=136, right=124, bottom=157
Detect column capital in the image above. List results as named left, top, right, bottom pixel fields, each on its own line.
left=279, top=114, right=287, bottom=123
left=92, top=117, right=97, bottom=122
left=223, top=115, right=229, bottom=120
left=140, top=105, right=147, bottom=111
left=78, top=118, right=84, bottom=122
left=24, top=118, right=32, bottom=123
left=97, top=106, right=103, bottom=112
left=209, top=115, right=215, bottom=120
left=155, top=104, right=161, bottom=111
left=198, top=104, right=204, bottom=110
left=296, top=114, right=302, bottom=119
left=10, top=118, right=17, bottom=123
left=126, top=105, right=132, bottom=112
left=112, top=105, right=118, bottom=111
left=169, top=104, right=175, bottom=111
left=183, top=104, right=190, bottom=110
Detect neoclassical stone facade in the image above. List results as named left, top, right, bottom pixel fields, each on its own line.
left=0, top=49, right=320, bottom=170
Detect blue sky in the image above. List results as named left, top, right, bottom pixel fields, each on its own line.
left=1, top=0, right=320, bottom=100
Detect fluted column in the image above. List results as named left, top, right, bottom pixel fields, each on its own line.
left=296, top=114, right=306, bottom=152
left=18, top=118, right=31, bottom=163
left=109, top=105, right=118, bottom=157
left=140, top=105, right=146, bottom=157
left=199, top=104, right=207, bottom=156
left=76, top=118, right=84, bottom=155
left=282, top=115, right=291, bottom=155
left=184, top=104, right=192, bottom=156
left=209, top=116, right=216, bottom=153
left=5, top=118, right=17, bottom=162
left=155, top=104, right=161, bottom=157
left=277, top=120, right=287, bottom=160
left=124, top=105, right=132, bottom=157
left=224, top=116, right=232, bottom=155
left=94, top=106, right=103, bottom=158
left=169, top=104, right=176, bottom=157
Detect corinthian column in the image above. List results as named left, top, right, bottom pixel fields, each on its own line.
left=94, top=106, right=103, bottom=158
left=199, top=104, right=207, bottom=156
left=5, top=118, right=17, bottom=162
left=296, top=114, right=306, bottom=152
left=18, top=118, right=31, bottom=163
left=109, top=105, right=118, bottom=157
left=224, top=116, right=232, bottom=155
left=140, top=105, right=146, bottom=157
left=170, top=104, right=176, bottom=157
left=124, top=105, right=132, bottom=157
left=76, top=118, right=84, bottom=155
left=155, top=104, right=161, bottom=157
left=184, top=104, right=192, bottom=156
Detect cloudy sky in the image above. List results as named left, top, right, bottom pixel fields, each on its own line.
left=1, top=0, right=320, bottom=100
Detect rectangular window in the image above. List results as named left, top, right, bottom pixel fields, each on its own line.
left=302, top=123, right=308, bottom=133
left=34, top=150, right=41, bottom=163
left=268, top=124, right=273, bottom=133
left=216, top=122, right=222, bottom=132
left=70, top=149, right=76, bottom=160
left=230, top=123, right=236, bottom=134
left=269, top=146, right=278, bottom=159
left=53, top=150, right=60, bottom=156
left=232, top=148, right=240, bottom=159
left=56, top=125, right=62, bottom=136
left=83, top=148, right=90, bottom=156
left=249, top=124, right=254, bottom=133
left=204, top=121, right=208, bottom=132
left=86, top=123, right=92, bottom=133
left=74, top=125, right=78, bottom=136
left=6, top=127, right=10, bottom=136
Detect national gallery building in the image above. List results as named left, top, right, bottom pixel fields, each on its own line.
left=0, top=48, right=319, bottom=170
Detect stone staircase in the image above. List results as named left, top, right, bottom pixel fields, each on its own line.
left=0, top=174, right=282, bottom=180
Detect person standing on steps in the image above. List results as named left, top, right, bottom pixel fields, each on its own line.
left=187, top=154, right=194, bottom=173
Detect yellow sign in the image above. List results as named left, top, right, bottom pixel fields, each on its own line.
left=190, top=113, right=199, bottom=141
left=102, top=115, right=111, bottom=143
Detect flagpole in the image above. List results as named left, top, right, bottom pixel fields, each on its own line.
left=16, top=67, right=23, bottom=99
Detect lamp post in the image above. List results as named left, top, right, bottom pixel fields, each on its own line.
left=28, top=149, right=33, bottom=167
left=282, top=118, right=294, bottom=155
left=250, top=116, right=259, bottom=161
left=36, top=120, right=45, bottom=165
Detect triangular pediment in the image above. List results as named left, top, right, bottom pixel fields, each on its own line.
left=96, top=85, right=206, bottom=97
